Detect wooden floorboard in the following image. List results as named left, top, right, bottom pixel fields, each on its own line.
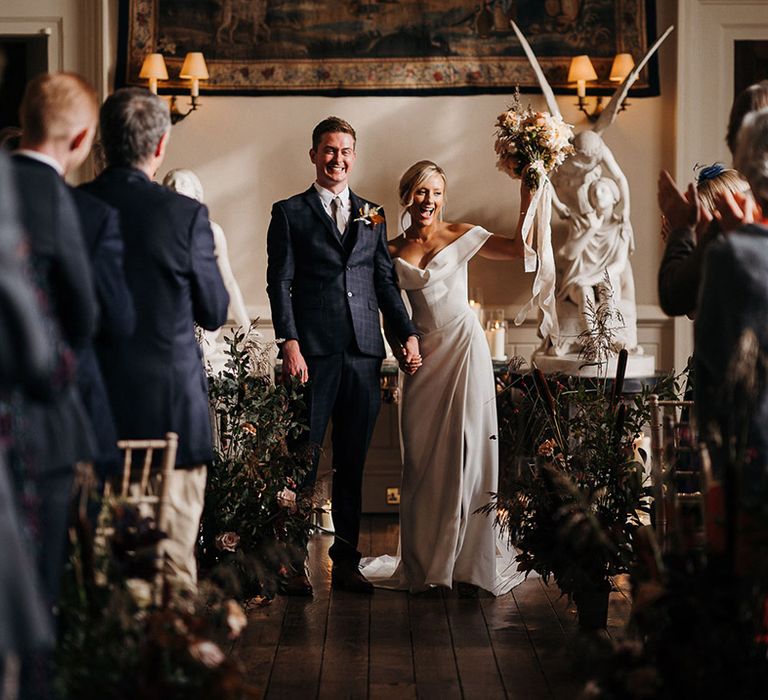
left=445, top=595, right=507, bottom=699
left=510, top=579, right=582, bottom=700
left=237, top=516, right=632, bottom=699
left=265, top=535, right=332, bottom=699
left=480, top=584, right=551, bottom=700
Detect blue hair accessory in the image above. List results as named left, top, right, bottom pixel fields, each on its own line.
left=695, top=162, right=726, bottom=183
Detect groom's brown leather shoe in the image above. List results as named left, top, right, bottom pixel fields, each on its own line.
left=331, top=565, right=374, bottom=594
left=279, top=573, right=313, bottom=597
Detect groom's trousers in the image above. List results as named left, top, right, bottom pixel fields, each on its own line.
left=305, top=348, right=382, bottom=566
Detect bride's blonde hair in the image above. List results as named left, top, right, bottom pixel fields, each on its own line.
left=398, top=160, right=447, bottom=228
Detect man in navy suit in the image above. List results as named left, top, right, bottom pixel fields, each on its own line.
left=82, top=88, right=229, bottom=591
left=11, top=72, right=99, bottom=605
left=11, top=71, right=99, bottom=700
left=267, top=117, right=420, bottom=594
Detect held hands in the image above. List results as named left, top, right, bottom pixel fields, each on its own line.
left=281, top=339, right=309, bottom=383
left=400, top=335, right=422, bottom=375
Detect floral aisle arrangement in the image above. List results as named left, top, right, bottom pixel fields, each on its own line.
left=200, top=326, right=315, bottom=600
left=484, top=348, right=680, bottom=629
left=494, top=87, right=574, bottom=348
left=56, top=500, right=254, bottom=700
left=582, top=329, right=768, bottom=697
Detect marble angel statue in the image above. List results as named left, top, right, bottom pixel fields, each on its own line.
left=511, top=24, right=672, bottom=366
left=163, top=168, right=255, bottom=374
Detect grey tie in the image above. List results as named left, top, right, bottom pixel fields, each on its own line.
left=331, top=196, right=345, bottom=236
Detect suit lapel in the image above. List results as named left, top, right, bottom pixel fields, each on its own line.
left=303, top=186, right=345, bottom=252
left=347, top=190, right=366, bottom=257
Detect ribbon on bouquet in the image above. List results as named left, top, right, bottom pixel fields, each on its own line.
left=514, top=166, right=560, bottom=349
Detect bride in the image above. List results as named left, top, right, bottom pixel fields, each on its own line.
left=360, top=160, right=532, bottom=595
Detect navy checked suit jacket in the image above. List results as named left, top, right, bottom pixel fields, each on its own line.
left=267, top=186, right=416, bottom=357
left=81, top=166, right=229, bottom=467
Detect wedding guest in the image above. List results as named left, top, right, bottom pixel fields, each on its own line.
left=163, top=168, right=252, bottom=375
left=11, top=72, right=98, bottom=608
left=70, top=186, right=135, bottom=477
left=11, top=70, right=99, bottom=700
left=81, top=88, right=229, bottom=591
left=0, top=148, right=54, bottom=665
left=695, top=107, right=768, bottom=487
left=658, top=80, right=768, bottom=317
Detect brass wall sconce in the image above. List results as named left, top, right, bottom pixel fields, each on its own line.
left=567, top=52, right=635, bottom=121
left=139, top=52, right=210, bottom=124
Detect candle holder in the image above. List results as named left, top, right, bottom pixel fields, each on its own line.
left=485, top=309, right=508, bottom=361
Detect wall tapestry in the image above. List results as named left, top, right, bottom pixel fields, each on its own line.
left=117, top=0, right=660, bottom=96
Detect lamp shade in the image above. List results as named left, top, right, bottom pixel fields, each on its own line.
left=609, top=53, right=635, bottom=82
left=567, top=55, right=597, bottom=84
left=179, top=52, right=209, bottom=79
left=139, top=53, right=169, bottom=80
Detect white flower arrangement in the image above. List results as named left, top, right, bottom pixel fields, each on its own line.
left=494, top=88, right=575, bottom=190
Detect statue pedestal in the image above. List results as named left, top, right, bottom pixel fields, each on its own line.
left=532, top=351, right=656, bottom=378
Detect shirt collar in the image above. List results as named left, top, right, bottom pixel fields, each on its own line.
left=313, top=182, right=350, bottom=207
left=14, top=149, right=64, bottom=176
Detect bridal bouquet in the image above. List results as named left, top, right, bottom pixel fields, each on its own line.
left=494, top=89, right=574, bottom=349
left=494, top=89, right=574, bottom=190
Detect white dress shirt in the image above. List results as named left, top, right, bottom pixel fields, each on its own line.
left=14, top=149, right=64, bottom=176
left=313, top=182, right=351, bottom=234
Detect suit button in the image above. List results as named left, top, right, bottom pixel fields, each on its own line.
left=346, top=265, right=351, bottom=271
left=347, top=291, right=353, bottom=297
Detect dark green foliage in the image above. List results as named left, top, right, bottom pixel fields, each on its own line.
left=483, top=355, right=681, bottom=597
left=199, top=327, right=315, bottom=599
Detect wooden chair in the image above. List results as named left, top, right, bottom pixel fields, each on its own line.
left=102, top=432, right=179, bottom=600
left=648, top=395, right=712, bottom=552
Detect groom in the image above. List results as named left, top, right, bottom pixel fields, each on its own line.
left=267, top=116, right=419, bottom=594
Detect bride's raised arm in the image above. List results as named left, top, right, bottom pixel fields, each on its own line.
left=477, top=181, right=533, bottom=260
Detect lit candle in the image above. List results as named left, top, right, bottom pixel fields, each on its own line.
left=469, top=299, right=483, bottom=326
left=492, top=323, right=506, bottom=360
left=576, top=79, right=586, bottom=98
left=190, top=77, right=199, bottom=97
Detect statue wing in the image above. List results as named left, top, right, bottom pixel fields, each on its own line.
left=594, top=25, right=674, bottom=136
left=511, top=22, right=561, bottom=119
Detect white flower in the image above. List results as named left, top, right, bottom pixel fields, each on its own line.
left=225, top=599, right=248, bottom=639
left=277, top=487, right=297, bottom=513
left=189, top=640, right=226, bottom=668
left=125, top=578, right=153, bottom=609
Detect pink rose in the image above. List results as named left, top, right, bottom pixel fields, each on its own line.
left=215, top=531, right=240, bottom=552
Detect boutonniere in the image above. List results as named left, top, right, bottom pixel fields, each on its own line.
left=353, top=203, right=384, bottom=226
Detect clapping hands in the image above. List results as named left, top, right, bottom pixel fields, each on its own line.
left=713, top=188, right=757, bottom=232
left=657, top=170, right=712, bottom=242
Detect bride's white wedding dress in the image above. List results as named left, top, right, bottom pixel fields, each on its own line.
left=360, top=226, right=527, bottom=596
